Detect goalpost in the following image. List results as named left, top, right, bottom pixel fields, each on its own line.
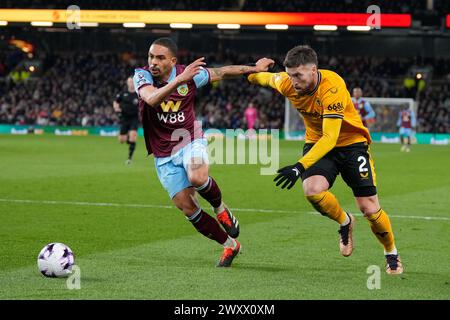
left=284, top=97, right=416, bottom=140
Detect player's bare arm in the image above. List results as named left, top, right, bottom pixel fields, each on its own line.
left=139, top=57, right=206, bottom=107
left=208, top=57, right=274, bottom=82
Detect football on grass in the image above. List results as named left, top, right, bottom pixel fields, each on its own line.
left=37, top=243, right=75, bottom=278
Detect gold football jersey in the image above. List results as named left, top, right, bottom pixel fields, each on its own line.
left=249, top=69, right=371, bottom=147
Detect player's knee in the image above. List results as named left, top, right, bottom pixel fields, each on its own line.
left=189, top=174, right=208, bottom=188
left=303, top=176, right=329, bottom=197
left=304, top=185, right=328, bottom=197
left=357, top=200, right=379, bottom=216
left=305, top=192, right=326, bottom=204
left=188, top=165, right=209, bottom=187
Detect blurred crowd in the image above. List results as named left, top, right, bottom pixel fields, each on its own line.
left=0, top=53, right=128, bottom=126
left=196, top=79, right=284, bottom=131
left=417, top=83, right=449, bottom=133
left=0, top=51, right=448, bottom=134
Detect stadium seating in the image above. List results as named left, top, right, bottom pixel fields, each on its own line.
left=0, top=51, right=448, bottom=133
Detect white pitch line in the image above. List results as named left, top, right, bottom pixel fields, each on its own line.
left=0, top=198, right=449, bottom=221
left=0, top=198, right=173, bottom=210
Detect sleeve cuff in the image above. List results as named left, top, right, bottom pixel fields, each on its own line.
left=322, top=114, right=344, bottom=119
left=297, top=161, right=306, bottom=172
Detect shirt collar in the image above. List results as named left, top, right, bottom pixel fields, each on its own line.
left=307, top=70, right=322, bottom=96
left=167, top=66, right=176, bottom=83
left=157, top=66, right=177, bottom=85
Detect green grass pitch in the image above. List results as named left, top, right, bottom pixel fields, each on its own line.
left=0, top=134, right=449, bottom=299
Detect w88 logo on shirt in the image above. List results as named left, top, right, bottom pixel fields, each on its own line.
left=157, top=100, right=185, bottom=124
left=157, top=112, right=185, bottom=124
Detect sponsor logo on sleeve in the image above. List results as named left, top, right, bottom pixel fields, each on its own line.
left=327, top=102, right=344, bottom=112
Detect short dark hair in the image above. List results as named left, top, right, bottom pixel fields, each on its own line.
left=151, top=37, right=178, bottom=56
left=283, top=45, right=318, bottom=68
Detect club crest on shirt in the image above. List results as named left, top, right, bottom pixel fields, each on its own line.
left=315, top=98, right=322, bottom=107
left=177, top=84, right=189, bottom=96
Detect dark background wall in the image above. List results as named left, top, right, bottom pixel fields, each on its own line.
left=2, top=27, right=450, bottom=58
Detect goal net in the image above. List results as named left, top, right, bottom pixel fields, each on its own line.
left=284, top=97, right=416, bottom=140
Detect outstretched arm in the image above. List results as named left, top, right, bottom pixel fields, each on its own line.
left=208, top=58, right=274, bottom=82
left=247, top=72, right=276, bottom=87
left=247, top=71, right=289, bottom=95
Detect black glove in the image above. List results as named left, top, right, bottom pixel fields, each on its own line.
left=273, top=162, right=305, bottom=190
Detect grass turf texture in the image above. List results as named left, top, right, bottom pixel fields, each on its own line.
left=0, top=134, right=449, bottom=299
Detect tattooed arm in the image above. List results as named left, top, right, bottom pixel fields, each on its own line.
left=207, top=58, right=274, bottom=82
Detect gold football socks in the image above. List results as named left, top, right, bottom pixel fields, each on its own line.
left=306, top=191, right=348, bottom=225
left=366, top=208, right=397, bottom=254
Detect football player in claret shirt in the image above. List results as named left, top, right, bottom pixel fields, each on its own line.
left=248, top=45, right=403, bottom=274
left=133, top=37, right=274, bottom=267
left=397, top=105, right=416, bottom=152
left=352, top=87, right=376, bottom=129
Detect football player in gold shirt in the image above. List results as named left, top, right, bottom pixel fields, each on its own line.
left=248, top=46, right=403, bottom=274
